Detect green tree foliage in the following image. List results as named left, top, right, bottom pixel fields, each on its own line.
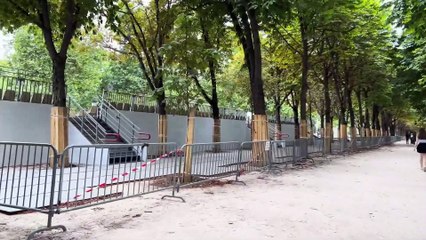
left=389, top=0, right=426, bottom=124
left=9, top=26, right=111, bottom=107
left=101, top=57, right=145, bottom=94
left=105, top=0, right=178, bottom=115
left=1, top=0, right=419, bottom=139
left=0, top=0, right=111, bottom=107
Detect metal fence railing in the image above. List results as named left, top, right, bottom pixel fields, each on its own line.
left=329, top=136, right=400, bottom=154
left=104, top=91, right=249, bottom=120
left=0, top=142, right=65, bottom=239
left=172, top=142, right=243, bottom=189
left=0, top=74, right=52, bottom=104
left=0, top=136, right=401, bottom=239
left=56, top=143, right=181, bottom=213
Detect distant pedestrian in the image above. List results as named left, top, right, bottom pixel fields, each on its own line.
left=406, top=131, right=411, bottom=144
left=410, top=132, right=416, bottom=144
left=415, top=128, right=426, bottom=172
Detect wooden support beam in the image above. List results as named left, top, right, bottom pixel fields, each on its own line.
left=300, top=120, right=308, bottom=139
left=158, top=114, right=168, bottom=155
left=251, top=115, right=269, bottom=167
left=184, top=108, right=196, bottom=183
left=324, top=122, right=332, bottom=154
left=50, top=107, right=69, bottom=168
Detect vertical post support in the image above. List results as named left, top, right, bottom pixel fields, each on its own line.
left=50, top=107, right=69, bottom=168
left=183, top=108, right=196, bottom=183
left=252, top=115, right=269, bottom=166
left=300, top=120, right=308, bottom=159
left=324, top=122, right=332, bottom=154
left=158, top=114, right=168, bottom=154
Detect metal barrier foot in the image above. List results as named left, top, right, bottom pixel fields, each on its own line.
left=306, top=157, right=316, bottom=166
left=231, top=180, right=246, bottom=186
left=27, top=225, right=67, bottom=240
left=161, top=195, right=186, bottom=203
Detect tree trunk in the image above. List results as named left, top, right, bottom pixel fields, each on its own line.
left=228, top=2, right=268, bottom=140
left=247, top=7, right=268, bottom=142
left=390, top=118, right=396, bottom=136
left=50, top=56, right=69, bottom=167
left=339, top=109, right=347, bottom=140
left=200, top=15, right=221, bottom=147
left=227, top=2, right=268, bottom=166
left=324, top=65, right=332, bottom=153
left=299, top=17, right=309, bottom=140
left=372, top=104, right=380, bottom=137
left=184, top=107, right=196, bottom=183
left=381, top=111, right=386, bottom=136
left=52, top=57, right=67, bottom=107
left=274, top=103, right=282, bottom=140
left=364, top=91, right=371, bottom=137
left=212, top=105, right=221, bottom=152
left=210, top=71, right=220, bottom=146
left=308, top=97, right=313, bottom=138
left=293, top=105, right=300, bottom=139
left=364, top=105, right=372, bottom=137
left=356, top=90, right=364, bottom=137
left=157, top=91, right=167, bottom=145
left=348, top=89, right=356, bottom=148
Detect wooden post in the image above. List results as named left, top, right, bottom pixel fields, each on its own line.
left=158, top=114, right=168, bottom=143
left=366, top=128, right=371, bottom=137
left=184, top=108, right=196, bottom=183
left=339, top=123, right=347, bottom=152
left=212, top=118, right=221, bottom=152
left=50, top=107, right=69, bottom=168
left=324, top=122, right=332, bottom=154
left=300, top=120, right=308, bottom=158
left=300, top=120, right=308, bottom=139
left=252, top=115, right=269, bottom=141
left=252, top=115, right=269, bottom=166
left=158, top=114, right=167, bottom=154
left=340, top=124, right=347, bottom=140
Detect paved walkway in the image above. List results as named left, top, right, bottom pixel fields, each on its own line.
left=1, top=142, right=426, bottom=240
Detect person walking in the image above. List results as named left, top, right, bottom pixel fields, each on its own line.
left=411, top=131, right=416, bottom=144
left=406, top=130, right=411, bottom=144
left=415, top=128, right=426, bottom=172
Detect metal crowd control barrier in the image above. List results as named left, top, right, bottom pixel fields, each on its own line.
left=0, top=136, right=402, bottom=239
left=270, top=140, right=295, bottom=166
left=0, top=142, right=65, bottom=239
left=308, top=138, right=324, bottom=156
left=171, top=142, right=244, bottom=190
left=240, top=141, right=270, bottom=172
left=57, top=142, right=183, bottom=214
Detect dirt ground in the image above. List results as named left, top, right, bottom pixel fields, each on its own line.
left=1, top=142, right=425, bottom=240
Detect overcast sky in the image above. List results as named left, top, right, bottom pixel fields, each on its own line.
left=0, top=31, right=13, bottom=60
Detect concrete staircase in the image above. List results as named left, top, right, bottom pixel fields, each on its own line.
left=68, top=97, right=145, bottom=164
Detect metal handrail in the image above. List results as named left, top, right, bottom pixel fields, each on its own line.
left=100, top=97, right=140, bottom=131
left=99, top=102, right=138, bottom=137
left=98, top=97, right=141, bottom=143
left=68, top=97, right=107, bottom=143
left=106, top=91, right=249, bottom=119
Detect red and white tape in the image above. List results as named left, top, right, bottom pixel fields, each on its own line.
left=73, top=149, right=183, bottom=200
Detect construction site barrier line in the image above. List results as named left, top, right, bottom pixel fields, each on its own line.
left=72, top=149, right=178, bottom=200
